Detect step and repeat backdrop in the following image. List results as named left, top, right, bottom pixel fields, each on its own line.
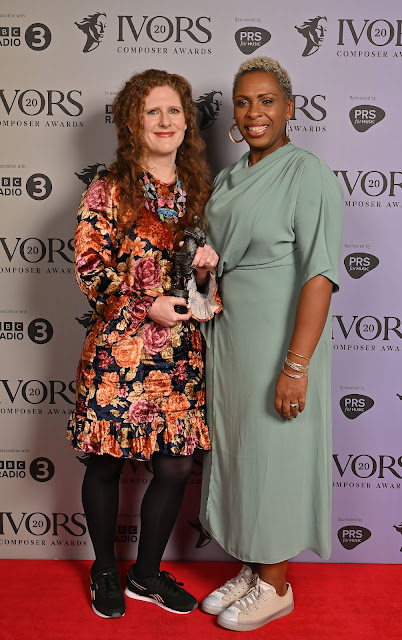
left=1, top=0, right=401, bottom=563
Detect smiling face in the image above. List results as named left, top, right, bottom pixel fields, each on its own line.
left=140, top=85, right=187, bottom=167
left=233, top=71, right=293, bottom=165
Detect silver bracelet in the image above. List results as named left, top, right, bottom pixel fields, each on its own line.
left=287, top=349, right=311, bottom=361
left=285, top=357, right=309, bottom=372
left=282, top=366, right=308, bottom=379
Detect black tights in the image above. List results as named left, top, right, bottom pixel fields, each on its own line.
left=82, top=452, right=194, bottom=575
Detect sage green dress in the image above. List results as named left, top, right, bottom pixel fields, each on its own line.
left=200, top=143, right=343, bottom=563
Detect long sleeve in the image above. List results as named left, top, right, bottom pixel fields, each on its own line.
left=74, top=174, right=162, bottom=332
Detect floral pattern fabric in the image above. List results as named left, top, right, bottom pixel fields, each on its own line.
left=67, top=170, right=220, bottom=460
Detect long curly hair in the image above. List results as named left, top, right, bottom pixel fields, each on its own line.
left=109, top=68, right=211, bottom=230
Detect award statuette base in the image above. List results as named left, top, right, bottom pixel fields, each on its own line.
left=171, top=288, right=189, bottom=314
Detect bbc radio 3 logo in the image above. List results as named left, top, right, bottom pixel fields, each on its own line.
left=105, top=104, right=113, bottom=124
left=0, top=460, right=25, bottom=479
left=344, top=253, right=379, bottom=279
left=349, top=105, right=385, bottom=133
left=0, top=456, right=54, bottom=481
left=0, top=319, right=53, bottom=344
left=0, top=24, right=51, bottom=50
left=340, top=394, right=374, bottom=419
left=0, top=174, right=52, bottom=200
left=116, top=524, right=138, bottom=543
left=338, top=526, right=371, bottom=550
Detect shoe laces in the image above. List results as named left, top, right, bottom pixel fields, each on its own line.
left=233, top=578, right=275, bottom=612
left=158, top=571, right=184, bottom=593
left=218, top=566, right=253, bottom=595
left=96, top=570, right=121, bottom=596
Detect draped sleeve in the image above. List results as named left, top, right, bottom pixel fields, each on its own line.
left=294, top=154, right=344, bottom=292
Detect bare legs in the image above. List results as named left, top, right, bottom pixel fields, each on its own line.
left=248, top=560, right=288, bottom=595
left=259, top=560, right=288, bottom=596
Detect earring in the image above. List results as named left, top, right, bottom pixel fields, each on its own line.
left=285, top=119, right=290, bottom=137
left=229, top=123, right=244, bottom=144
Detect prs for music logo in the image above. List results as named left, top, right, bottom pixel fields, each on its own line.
left=344, top=253, right=379, bottom=279
left=234, top=27, right=271, bottom=54
left=338, top=526, right=371, bottom=550
left=349, top=105, right=385, bottom=132
left=339, top=394, right=374, bottom=419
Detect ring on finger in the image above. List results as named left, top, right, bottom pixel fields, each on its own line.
left=290, top=403, right=299, bottom=408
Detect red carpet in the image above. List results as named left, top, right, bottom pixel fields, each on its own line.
left=0, top=561, right=401, bottom=640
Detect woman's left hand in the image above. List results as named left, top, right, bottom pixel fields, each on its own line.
left=179, top=241, right=219, bottom=287
left=192, top=243, right=219, bottom=274
left=274, top=370, right=308, bottom=420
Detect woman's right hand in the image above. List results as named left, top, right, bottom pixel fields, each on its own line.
left=146, top=296, right=192, bottom=327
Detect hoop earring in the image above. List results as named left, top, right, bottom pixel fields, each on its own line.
left=229, top=124, right=244, bottom=144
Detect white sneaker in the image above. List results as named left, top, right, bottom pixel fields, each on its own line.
left=201, top=565, right=257, bottom=615
left=217, top=577, right=294, bottom=631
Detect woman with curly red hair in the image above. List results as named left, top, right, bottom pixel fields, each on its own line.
left=67, top=68, right=220, bottom=619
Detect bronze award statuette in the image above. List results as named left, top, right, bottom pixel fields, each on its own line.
left=171, top=216, right=206, bottom=314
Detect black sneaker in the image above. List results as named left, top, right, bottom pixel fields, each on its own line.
left=125, top=567, right=198, bottom=614
left=90, top=566, right=125, bottom=618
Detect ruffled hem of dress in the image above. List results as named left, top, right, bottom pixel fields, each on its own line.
left=67, top=411, right=211, bottom=461
left=187, top=272, right=222, bottom=322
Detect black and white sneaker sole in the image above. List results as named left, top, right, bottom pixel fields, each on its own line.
left=91, top=603, right=125, bottom=619
left=124, top=587, right=198, bottom=615
left=90, top=576, right=125, bottom=619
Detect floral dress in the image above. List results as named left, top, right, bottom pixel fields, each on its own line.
left=67, top=170, right=221, bottom=460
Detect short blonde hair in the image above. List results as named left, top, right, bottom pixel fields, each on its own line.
left=233, top=57, right=293, bottom=101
